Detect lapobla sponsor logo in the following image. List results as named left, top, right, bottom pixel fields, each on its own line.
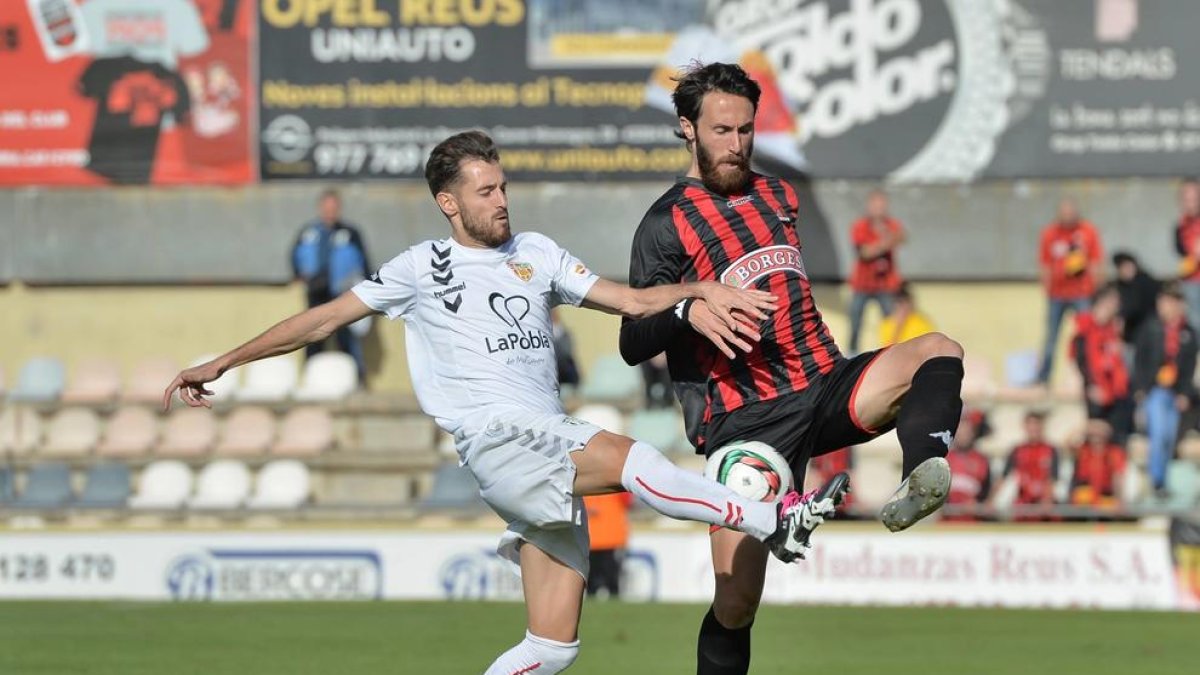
left=720, top=244, right=807, bottom=289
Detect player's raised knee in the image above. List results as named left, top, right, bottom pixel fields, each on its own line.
left=712, top=577, right=762, bottom=628
left=916, top=332, right=963, bottom=361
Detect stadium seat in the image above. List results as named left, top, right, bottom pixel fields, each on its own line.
left=579, top=354, right=641, bottom=404
left=1164, top=461, right=1200, bottom=510
left=96, top=406, right=159, bottom=458
left=571, top=403, right=625, bottom=435
left=246, top=460, right=311, bottom=509
left=188, top=355, right=240, bottom=402
left=9, top=357, right=66, bottom=403
left=124, top=358, right=178, bottom=403
left=74, top=462, right=131, bottom=508
left=1045, top=405, right=1087, bottom=447
left=14, top=462, right=72, bottom=509
left=189, top=460, right=252, bottom=510
left=0, top=406, right=42, bottom=455
left=214, top=406, right=276, bottom=457
left=1003, top=350, right=1039, bottom=389
left=418, top=462, right=485, bottom=513
left=61, top=358, right=122, bottom=404
left=270, top=406, right=334, bottom=456
left=40, top=408, right=102, bottom=458
left=0, top=467, right=14, bottom=505
left=294, top=352, right=358, bottom=401
left=626, top=408, right=687, bottom=453
left=158, top=408, right=217, bottom=458
left=235, top=356, right=299, bottom=402
left=129, top=460, right=194, bottom=510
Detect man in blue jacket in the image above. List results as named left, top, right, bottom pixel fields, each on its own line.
left=291, top=189, right=371, bottom=383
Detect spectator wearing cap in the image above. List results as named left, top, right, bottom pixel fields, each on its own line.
left=945, top=408, right=992, bottom=522
left=1112, top=251, right=1160, bottom=347
left=1070, top=283, right=1133, bottom=443
left=1002, top=410, right=1060, bottom=520
left=1037, top=197, right=1104, bottom=385
left=1133, top=281, right=1197, bottom=498
left=1069, top=419, right=1127, bottom=512
left=1172, top=178, right=1200, bottom=324
left=847, top=188, right=906, bottom=355
left=878, top=282, right=935, bottom=348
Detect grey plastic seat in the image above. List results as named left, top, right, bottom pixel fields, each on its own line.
left=0, top=467, right=13, bottom=505
left=9, top=357, right=66, bottom=403
left=75, top=462, right=132, bottom=508
left=419, top=462, right=485, bottom=513
left=14, top=463, right=72, bottom=509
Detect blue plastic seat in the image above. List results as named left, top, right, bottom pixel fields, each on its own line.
left=14, top=463, right=72, bottom=509
left=9, top=357, right=66, bottom=403
left=75, top=462, right=132, bottom=508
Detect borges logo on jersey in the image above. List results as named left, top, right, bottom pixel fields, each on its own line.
left=486, top=292, right=552, bottom=353
left=166, top=550, right=382, bottom=601
left=720, top=245, right=807, bottom=289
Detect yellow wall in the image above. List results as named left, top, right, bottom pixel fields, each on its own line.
left=0, top=282, right=1068, bottom=392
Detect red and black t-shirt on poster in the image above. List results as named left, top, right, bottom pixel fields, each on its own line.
left=0, top=0, right=252, bottom=185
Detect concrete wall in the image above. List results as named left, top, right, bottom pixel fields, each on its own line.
left=0, top=178, right=1186, bottom=284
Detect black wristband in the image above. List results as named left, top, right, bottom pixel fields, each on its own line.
left=674, top=298, right=695, bottom=325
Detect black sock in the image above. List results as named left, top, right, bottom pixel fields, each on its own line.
left=897, top=356, right=964, bottom=477
left=697, top=605, right=752, bottom=675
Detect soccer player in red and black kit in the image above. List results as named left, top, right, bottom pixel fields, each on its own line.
left=619, top=63, right=965, bottom=675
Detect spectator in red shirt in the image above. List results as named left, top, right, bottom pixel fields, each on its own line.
left=1038, top=198, right=1104, bottom=384
left=1070, top=283, right=1133, bottom=443
left=1003, top=410, right=1060, bottom=519
left=1173, top=178, right=1200, bottom=324
left=1069, top=419, right=1127, bottom=511
left=945, top=408, right=992, bottom=522
left=847, top=189, right=906, bottom=355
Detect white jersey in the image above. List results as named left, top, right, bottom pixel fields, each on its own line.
left=351, top=232, right=598, bottom=435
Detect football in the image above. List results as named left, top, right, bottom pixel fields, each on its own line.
left=704, top=441, right=794, bottom=503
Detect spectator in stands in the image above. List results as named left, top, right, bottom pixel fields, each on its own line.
left=1112, top=251, right=1160, bottom=347
left=291, top=189, right=371, bottom=383
left=1069, top=419, right=1127, bottom=511
left=847, top=188, right=905, bottom=355
left=584, top=492, right=633, bottom=599
left=945, top=408, right=992, bottom=522
left=1037, top=197, right=1104, bottom=385
left=1133, top=281, right=1197, bottom=499
left=878, top=282, right=934, bottom=347
left=1002, top=410, right=1060, bottom=519
left=1071, top=283, right=1133, bottom=443
left=550, top=309, right=580, bottom=389
left=1173, top=178, right=1200, bottom=324
left=809, top=448, right=854, bottom=514
left=640, top=353, right=674, bottom=409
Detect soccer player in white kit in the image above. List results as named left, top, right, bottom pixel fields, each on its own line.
left=163, top=131, right=840, bottom=674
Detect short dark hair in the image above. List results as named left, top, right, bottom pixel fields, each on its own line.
left=672, top=62, right=761, bottom=142
left=1092, top=282, right=1119, bottom=305
left=1161, top=280, right=1185, bottom=300
left=1112, top=250, right=1138, bottom=268
left=319, top=188, right=340, bottom=203
left=424, top=130, right=500, bottom=196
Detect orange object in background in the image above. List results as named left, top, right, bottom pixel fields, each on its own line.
left=585, top=492, right=634, bottom=551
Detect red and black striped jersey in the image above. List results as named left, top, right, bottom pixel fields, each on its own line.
left=628, top=173, right=841, bottom=447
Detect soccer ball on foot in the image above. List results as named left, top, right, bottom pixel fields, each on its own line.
left=704, top=441, right=794, bottom=503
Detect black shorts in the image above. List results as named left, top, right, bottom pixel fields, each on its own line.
left=703, top=349, right=894, bottom=483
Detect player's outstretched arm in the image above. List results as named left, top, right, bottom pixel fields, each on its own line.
left=582, top=277, right=774, bottom=323
left=162, top=291, right=374, bottom=411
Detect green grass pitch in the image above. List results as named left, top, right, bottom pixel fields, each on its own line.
left=0, top=601, right=1195, bottom=674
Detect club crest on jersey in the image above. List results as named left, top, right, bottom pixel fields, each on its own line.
left=507, top=261, right=534, bottom=282
left=572, top=263, right=588, bottom=276
left=775, top=208, right=793, bottom=223
left=720, top=245, right=807, bottom=289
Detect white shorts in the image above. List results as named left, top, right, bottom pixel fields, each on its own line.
left=459, top=409, right=603, bottom=580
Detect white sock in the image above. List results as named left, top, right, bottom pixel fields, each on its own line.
left=484, top=631, right=579, bottom=674
left=619, top=441, right=777, bottom=541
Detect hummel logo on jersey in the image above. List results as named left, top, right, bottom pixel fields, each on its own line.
left=430, top=242, right=461, bottom=313
left=776, top=208, right=793, bottom=223
left=929, top=430, right=954, bottom=448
